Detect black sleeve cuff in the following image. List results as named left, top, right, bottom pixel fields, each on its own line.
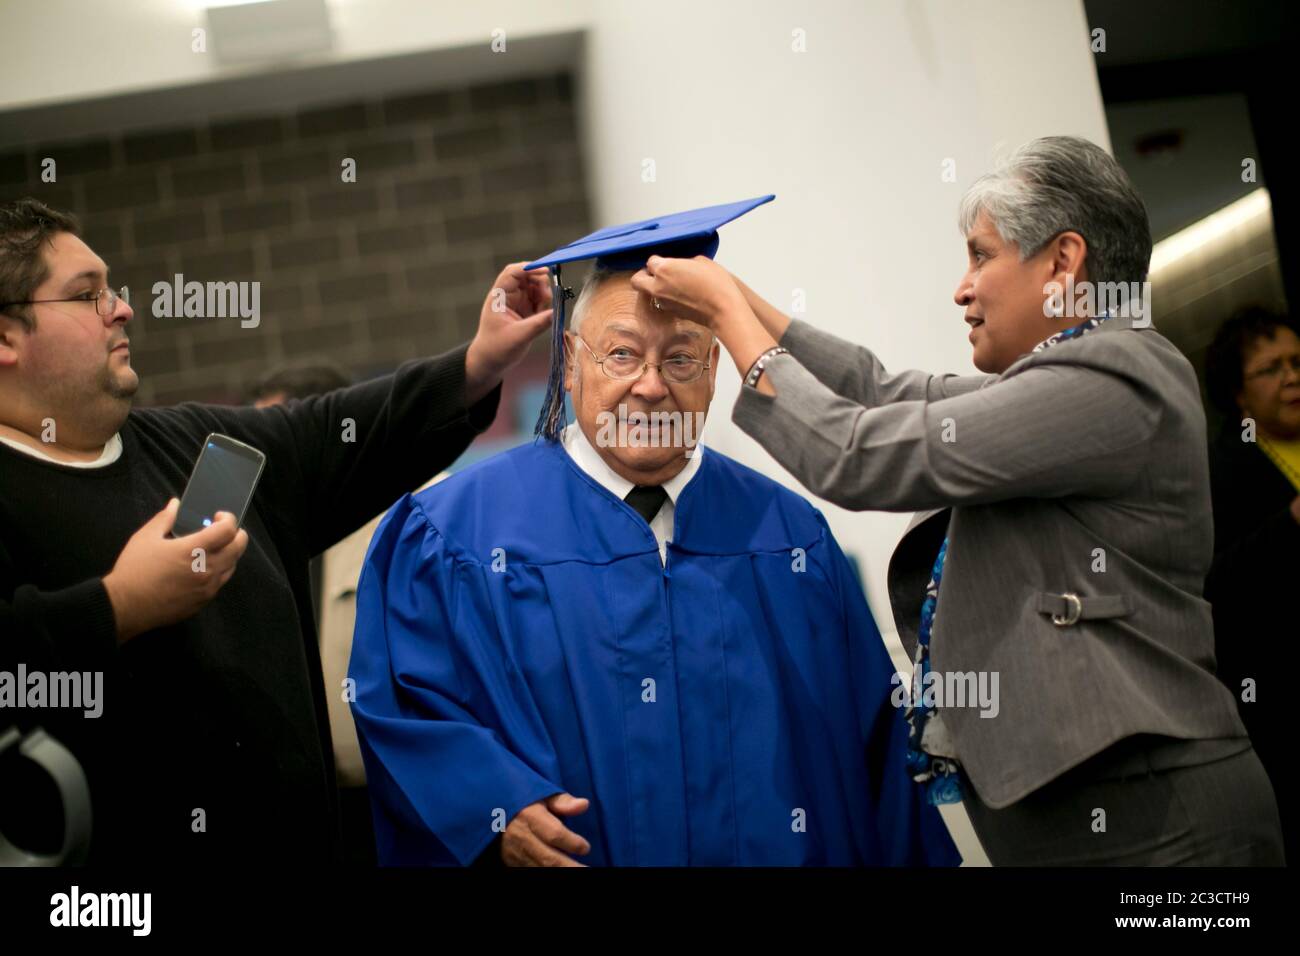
left=7, top=578, right=118, bottom=671
left=401, top=341, right=501, bottom=438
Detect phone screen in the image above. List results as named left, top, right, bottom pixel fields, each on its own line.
left=173, top=434, right=266, bottom=537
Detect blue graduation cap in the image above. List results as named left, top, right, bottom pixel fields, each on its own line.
left=525, top=194, right=774, bottom=440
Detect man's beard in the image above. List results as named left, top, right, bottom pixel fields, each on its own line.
left=74, top=361, right=137, bottom=438
left=99, top=360, right=139, bottom=401
left=17, top=357, right=136, bottom=450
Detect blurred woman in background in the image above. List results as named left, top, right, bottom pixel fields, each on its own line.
left=1204, top=307, right=1300, bottom=863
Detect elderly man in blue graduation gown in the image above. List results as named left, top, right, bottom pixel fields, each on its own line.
left=351, top=248, right=958, bottom=867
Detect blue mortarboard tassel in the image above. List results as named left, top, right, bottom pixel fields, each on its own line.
left=534, top=265, right=575, bottom=441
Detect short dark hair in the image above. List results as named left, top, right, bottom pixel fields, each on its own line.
left=0, top=197, right=82, bottom=332
left=1204, top=306, right=1298, bottom=415
left=249, top=360, right=352, bottom=403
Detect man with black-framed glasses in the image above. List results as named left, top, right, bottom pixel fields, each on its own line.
left=0, top=197, right=552, bottom=865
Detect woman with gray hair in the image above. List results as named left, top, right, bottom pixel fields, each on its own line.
left=631, top=136, right=1284, bottom=865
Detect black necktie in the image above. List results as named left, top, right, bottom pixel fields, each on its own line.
left=624, top=485, right=668, bottom=523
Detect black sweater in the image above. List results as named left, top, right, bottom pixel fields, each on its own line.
left=0, top=344, right=498, bottom=864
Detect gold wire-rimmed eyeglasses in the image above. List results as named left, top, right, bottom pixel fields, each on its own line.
left=574, top=335, right=710, bottom=384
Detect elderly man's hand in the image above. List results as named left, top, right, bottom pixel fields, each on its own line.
left=500, top=792, right=591, bottom=867
left=465, top=262, right=554, bottom=404
left=630, top=255, right=751, bottom=331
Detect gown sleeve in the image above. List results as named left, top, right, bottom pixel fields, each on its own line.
left=817, top=514, right=963, bottom=866
left=349, top=495, right=564, bottom=865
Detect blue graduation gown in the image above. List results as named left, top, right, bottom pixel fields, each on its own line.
left=350, top=439, right=959, bottom=866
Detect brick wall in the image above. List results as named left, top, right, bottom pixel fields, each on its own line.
left=0, top=73, right=590, bottom=408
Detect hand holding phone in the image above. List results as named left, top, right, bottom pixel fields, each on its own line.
left=103, top=500, right=249, bottom=643
left=103, top=434, right=265, bottom=642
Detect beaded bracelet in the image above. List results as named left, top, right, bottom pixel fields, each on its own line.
left=743, top=346, right=790, bottom=389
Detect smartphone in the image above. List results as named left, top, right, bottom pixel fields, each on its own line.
left=171, top=433, right=267, bottom=538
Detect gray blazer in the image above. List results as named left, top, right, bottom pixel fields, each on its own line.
left=732, top=315, right=1248, bottom=808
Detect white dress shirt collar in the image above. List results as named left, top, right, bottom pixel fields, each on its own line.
left=560, top=422, right=702, bottom=505
left=560, top=422, right=704, bottom=563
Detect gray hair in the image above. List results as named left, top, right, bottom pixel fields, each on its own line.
left=957, top=136, right=1152, bottom=286
left=568, top=266, right=633, bottom=337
